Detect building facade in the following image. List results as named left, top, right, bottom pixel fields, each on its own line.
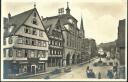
left=3, top=7, right=49, bottom=78
left=116, top=19, right=126, bottom=66
left=43, top=18, right=64, bottom=67
left=116, top=19, right=126, bottom=79
left=43, top=3, right=85, bottom=66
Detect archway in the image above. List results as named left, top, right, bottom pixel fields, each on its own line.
left=66, top=54, right=70, bottom=66
left=72, top=54, right=75, bottom=64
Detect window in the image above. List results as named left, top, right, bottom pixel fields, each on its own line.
left=34, top=12, right=36, bottom=17
left=18, top=37, right=23, bottom=44
left=32, top=28, right=37, bottom=35
left=25, top=50, right=28, bottom=57
left=9, top=25, right=14, bottom=32
left=8, top=49, right=13, bottom=57
left=8, top=37, right=12, bottom=44
left=43, top=41, right=47, bottom=47
left=50, top=49, right=52, bottom=55
left=25, top=38, right=30, bottom=45
left=32, top=40, right=36, bottom=46
left=32, top=18, right=37, bottom=25
left=36, top=40, right=38, bottom=46
left=38, top=51, right=42, bottom=58
left=39, top=31, right=43, bottom=37
left=24, top=27, right=29, bottom=33
left=42, top=51, right=46, bottom=58
left=31, top=51, right=35, bottom=58
left=54, top=50, right=56, bottom=55
left=38, top=40, right=41, bottom=47
left=16, top=50, right=22, bottom=57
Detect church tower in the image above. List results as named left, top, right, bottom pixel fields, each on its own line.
left=80, top=16, right=85, bottom=38
left=65, top=2, right=70, bottom=14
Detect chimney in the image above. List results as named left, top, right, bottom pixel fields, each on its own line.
left=8, top=12, right=11, bottom=20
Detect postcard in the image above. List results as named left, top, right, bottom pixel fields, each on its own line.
left=1, top=0, right=127, bottom=81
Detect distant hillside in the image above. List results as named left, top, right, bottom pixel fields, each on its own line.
left=98, top=41, right=116, bottom=51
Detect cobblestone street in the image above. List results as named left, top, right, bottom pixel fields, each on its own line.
left=26, top=57, right=116, bottom=79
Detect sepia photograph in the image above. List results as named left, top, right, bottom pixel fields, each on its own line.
left=1, top=0, right=127, bottom=81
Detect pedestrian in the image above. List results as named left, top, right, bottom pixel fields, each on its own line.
left=98, top=72, right=101, bottom=79
left=86, top=66, right=90, bottom=78
left=107, top=70, right=113, bottom=79
left=89, top=69, right=96, bottom=78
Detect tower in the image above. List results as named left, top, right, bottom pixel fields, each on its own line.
left=80, top=16, right=85, bottom=38
left=65, top=2, right=70, bottom=14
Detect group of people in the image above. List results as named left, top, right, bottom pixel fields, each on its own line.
left=86, top=63, right=118, bottom=79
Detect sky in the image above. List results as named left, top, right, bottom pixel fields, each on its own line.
left=2, top=0, right=127, bottom=45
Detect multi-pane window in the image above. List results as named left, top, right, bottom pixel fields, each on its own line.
left=6, top=49, right=13, bottom=57
left=24, top=27, right=30, bottom=33
left=25, top=38, right=30, bottom=45
left=31, top=51, right=35, bottom=58
left=16, top=49, right=22, bottom=57
left=51, top=49, right=53, bottom=55
left=25, top=50, right=28, bottom=57
left=32, top=28, right=37, bottom=35
left=43, top=41, right=47, bottom=47
left=38, top=51, right=42, bottom=58
left=8, top=49, right=13, bottom=57
left=38, top=40, right=41, bottom=47
left=8, top=37, right=12, bottom=44
left=42, top=51, right=46, bottom=58
left=32, top=40, right=36, bottom=46
left=18, top=37, right=23, bottom=44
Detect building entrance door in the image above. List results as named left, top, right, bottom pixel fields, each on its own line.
left=31, top=65, right=36, bottom=74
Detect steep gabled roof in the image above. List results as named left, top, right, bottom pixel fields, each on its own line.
left=43, top=14, right=79, bottom=33
left=4, top=8, right=35, bottom=37
left=43, top=17, right=59, bottom=34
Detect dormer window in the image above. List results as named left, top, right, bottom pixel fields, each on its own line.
left=9, top=25, right=14, bottom=32
left=68, top=18, right=73, bottom=24
left=64, top=24, right=70, bottom=30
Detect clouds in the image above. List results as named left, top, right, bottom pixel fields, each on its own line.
left=2, top=0, right=126, bottom=45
